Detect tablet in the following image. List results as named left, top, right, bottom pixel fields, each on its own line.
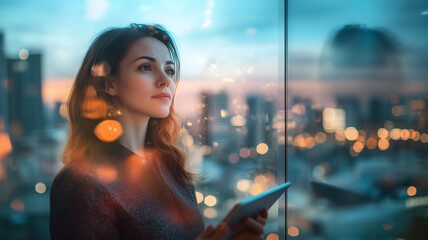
left=220, top=182, right=291, bottom=238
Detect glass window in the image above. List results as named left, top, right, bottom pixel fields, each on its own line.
left=0, top=1, right=285, bottom=239
left=288, top=0, right=428, bottom=239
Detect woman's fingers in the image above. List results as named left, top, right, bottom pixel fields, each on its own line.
left=243, top=217, right=264, bottom=235
left=210, top=223, right=230, bottom=240
left=197, top=224, right=217, bottom=238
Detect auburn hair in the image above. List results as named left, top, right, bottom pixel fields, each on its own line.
left=61, top=23, right=199, bottom=185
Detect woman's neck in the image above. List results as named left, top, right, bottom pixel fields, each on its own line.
left=118, top=109, right=150, bottom=156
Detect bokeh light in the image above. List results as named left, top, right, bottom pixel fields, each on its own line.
left=94, top=120, right=123, bottom=142
left=204, top=195, right=217, bottom=207
left=407, top=186, right=417, bottom=196
left=35, top=182, right=46, bottom=194
left=288, top=226, right=299, bottom=237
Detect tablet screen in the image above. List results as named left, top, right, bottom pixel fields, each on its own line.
left=220, top=182, right=291, bottom=238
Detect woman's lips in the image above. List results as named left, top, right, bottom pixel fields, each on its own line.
left=152, top=92, right=171, bottom=101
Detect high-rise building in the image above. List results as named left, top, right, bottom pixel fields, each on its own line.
left=7, top=53, right=44, bottom=138
left=199, top=91, right=231, bottom=149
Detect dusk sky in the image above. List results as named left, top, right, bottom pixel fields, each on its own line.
left=0, top=0, right=285, bottom=118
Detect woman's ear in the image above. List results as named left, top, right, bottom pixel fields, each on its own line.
left=105, top=77, right=118, bottom=96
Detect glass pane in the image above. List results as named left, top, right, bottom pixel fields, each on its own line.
left=0, top=1, right=285, bottom=239
left=288, top=0, right=428, bottom=239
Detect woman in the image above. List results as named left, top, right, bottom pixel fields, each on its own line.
left=49, top=23, right=268, bottom=240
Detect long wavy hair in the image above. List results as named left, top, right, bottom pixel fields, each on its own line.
left=61, top=23, right=198, bottom=185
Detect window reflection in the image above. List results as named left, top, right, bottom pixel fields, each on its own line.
left=289, top=1, right=428, bottom=239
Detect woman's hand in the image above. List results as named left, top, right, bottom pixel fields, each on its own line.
left=195, top=209, right=268, bottom=240
left=229, top=209, right=269, bottom=240
left=195, top=222, right=230, bottom=240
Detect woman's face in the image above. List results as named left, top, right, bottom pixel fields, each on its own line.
left=109, top=37, right=176, bottom=119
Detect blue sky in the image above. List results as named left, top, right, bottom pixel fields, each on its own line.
left=0, top=0, right=283, bottom=81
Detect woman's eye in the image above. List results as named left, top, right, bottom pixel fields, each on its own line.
left=139, top=64, right=152, bottom=71
left=165, top=68, right=175, bottom=76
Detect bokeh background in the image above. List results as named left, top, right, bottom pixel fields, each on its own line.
left=0, top=0, right=285, bottom=240
left=287, top=0, right=428, bottom=239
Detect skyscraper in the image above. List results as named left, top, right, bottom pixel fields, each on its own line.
left=7, top=53, right=44, bottom=138
left=199, top=91, right=231, bottom=149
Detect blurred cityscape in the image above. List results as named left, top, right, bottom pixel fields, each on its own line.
left=286, top=18, right=428, bottom=239
left=0, top=32, right=286, bottom=240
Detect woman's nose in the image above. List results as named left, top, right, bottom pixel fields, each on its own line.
left=156, top=72, right=172, bottom=88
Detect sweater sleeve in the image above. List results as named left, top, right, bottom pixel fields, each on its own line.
left=49, top=166, right=119, bottom=240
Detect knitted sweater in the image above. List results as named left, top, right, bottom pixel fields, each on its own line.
left=49, top=143, right=205, bottom=240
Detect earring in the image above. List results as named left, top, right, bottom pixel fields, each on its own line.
left=107, top=107, right=122, bottom=118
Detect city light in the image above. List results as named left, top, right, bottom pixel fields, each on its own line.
left=236, top=179, right=251, bottom=192
left=344, top=127, right=358, bottom=141
left=407, top=186, right=417, bottom=196
left=288, top=226, right=299, bottom=237
left=400, top=129, right=410, bottom=140
left=35, top=182, right=46, bottom=194
left=203, top=207, right=217, bottom=218
left=10, top=198, right=25, bottom=212
left=256, top=143, right=269, bottom=154
left=390, top=128, right=401, bottom=140
left=230, top=114, right=246, bottom=126
left=421, top=133, right=428, bottom=143
left=378, top=139, right=390, bottom=151
left=204, top=195, right=217, bottom=207
left=195, top=191, right=204, bottom=204
left=239, top=147, right=250, bottom=158
left=315, top=132, right=327, bottom=143
left=353, top=142, right=364, bottom=153
left=323, top=108, right=346, bottom=133
left=228, top=153, right=239, bottom=164
left=366, top=137, right=377, bottom=149
left=377, top=128, right=389, bottom=139
left=250, top=183, right=264, bottom=195
left=266, top=233, right=279, bottom=240
left=18, top=49, right=29, bottom=60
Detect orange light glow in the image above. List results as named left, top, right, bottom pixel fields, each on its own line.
left=256, top=143, right=269, bottom=154
left=195, top=192, right=204, bottom=204
left=94, top=120, right=123, bottom=142
left=411, top=131, right=420, bottom=141
left=95, top=166, right=118, bottom=184
left=345, top=127, right=358, bottom=141
left=366, top=137, right=377, bottom=150
left=378, top=139, right=390, bottom=150
left=377, top=128, right=389, bottom=139
left=401, top=129, right=410, bottom=140
left=315, top=132, right=327, bottom=143
left=266, top=233, right=279, bottom=240
left=0, top=133, right=12, bottom=159
left=407, top=186, right=417, bottom=196
left=390, top=128, right=401, bottom=140
left=288, top=226, right=299, bottom=237
left=10, top=198, right=25, bottom=212
left=204, top=195, right=217, bottom=207
left=305, top=137, right=316, bottom=149
left=353, top=142, right=364, bottom=153
left=250, top=183, right=264, bottom=196
left=421, top=133, right=428, bottom=143
left=203, top=207, right=217, bottom=218
left=239, top=148, right=250, bottom=158
left=82, top=98, right=109, bottom=119
left=335, top=130, right=346, bottom=142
